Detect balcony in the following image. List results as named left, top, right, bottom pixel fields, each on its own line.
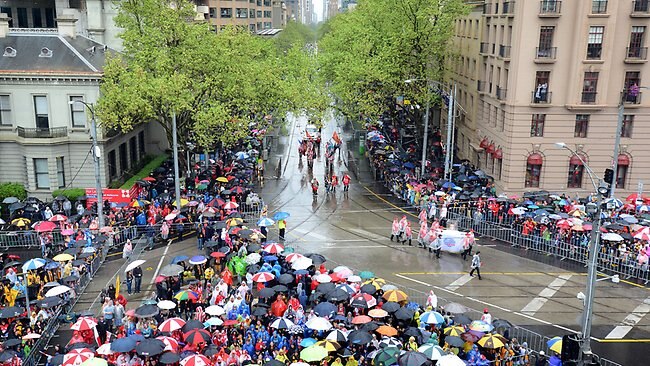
left=502, top=1, right=515, bottom=15
left=581, top=91, right=598, bottom=104
left=532, top=91, right=552, bottom=104
left=496, top=87, right=508, bottom=100
left=539, top=1, right=561, bottom=17
left=625, top=46, right=648, bottom=62
left=480, top=42, right=490, bottom=55
left=17, top=126, right=68, bottom=138
left=499, top=45, right=511, bottom=59
left=622, top=91, right=642, bottom=105
left=535, top=47, right=557, bottom=62
left=632, top=0, right=650, bottom=16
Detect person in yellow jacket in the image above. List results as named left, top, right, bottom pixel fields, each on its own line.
left=331, top=357, right=343, bottom=366
left=277, top=219, right=286, bottom=241
left=204, top=267, right=214, bottom=287
left=345, top=356, right=358, bottom=366
left=275, top=350, right=289, bottom=364
left=406, top=336, right=418, bottom=351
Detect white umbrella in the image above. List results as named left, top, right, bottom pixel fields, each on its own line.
left=511, top=207, right=526, bottom=215
left=45, top=285, right=71, bottom=297
left=381, top=284, right=398, bottom=291
left=347, top=275, right=362, bottom=283
left=332, top=266, right=351, bottom=273
left=602, top=232, right=624, bottom=242
left=204, top=317, right=223, bottom=327
left=292, top=257, right=313, bottom=270
left=436, top=354, right=465, bottom=366
left=96, top=344, right=114, bottom=355
left=157, top=300, right=176, bottom=310
left=125, top=259, right=146, bottom=273
left=245, top=253, right=261, bottom=265
left=82, top=247, right=96, bottom=254
left=205, top=305, right=225, bottom=316
left=313, top=274, right=332, bottom=283
left=306, top=316, right=332, bottom=331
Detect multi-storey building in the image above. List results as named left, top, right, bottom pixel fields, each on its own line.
left=199, top=0, right=283, bottom=32
left=450, top=0, right=650, bottom=196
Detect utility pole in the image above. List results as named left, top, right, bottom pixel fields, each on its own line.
left=443, top=85, right=456, bottom=182
left=90, top=111, right=105, bottom=228
left=172, top=112, right=182, bottom=209
left=609, top=101, right=625, bottom=198
left=421, top=98, right=430, bottom=175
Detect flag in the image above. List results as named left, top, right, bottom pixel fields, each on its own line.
left=115, top=275, right=120, bottom=299
left=332, top=131, right=342, bottom=145
left=93, top=326, right=102, bottom=346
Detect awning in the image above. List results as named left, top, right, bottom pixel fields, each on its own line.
left=492, top=148, right=503, bottom=159
left=527, top=153, right=543, bottom=165
left=618, top=154, right=630, bottom=165
left=486, top=143, right=495, bottom=154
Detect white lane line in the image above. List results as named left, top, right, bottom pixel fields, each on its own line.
left=150, top=239, right=172, bottom=285
left=348, top=228, right=386, bottom=240
left=521, top=274, right=573, bottom=316
left=323, top=245, right=386, bottom=249
left=446, top=274, right=474, bottom=291
left=605, top=296, right=650, bottom=339
left=291, top=228, right=330, bottom=241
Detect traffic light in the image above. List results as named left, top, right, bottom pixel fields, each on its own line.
left=604, top=168, right=614, bottom=185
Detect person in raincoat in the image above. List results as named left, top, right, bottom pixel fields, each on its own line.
left=406, top=336, right=418, bottom=351
left=417, top=222, right=428, bottom=248
left=426, top=290, right=438, bottom=308
left=402, top=222, right=413, bottom=246
left=271, top=295, right=287, bottom=317
left=390, top=217, right=400, bottom=242
left=160, top=221, right=170, bottom=240
left=418, top=209, right=427, bottom=224
left=123, top=239, right=133, bottom=259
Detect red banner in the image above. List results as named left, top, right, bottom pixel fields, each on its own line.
left=85, top=188, right=136, bottom=208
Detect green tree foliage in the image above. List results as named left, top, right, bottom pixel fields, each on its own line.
left=274, top=20, right=315, bottom=52
left=96, top=0, right=324, bottom=150
left=0, top=183, right=27, bottom=202
left=318, top=0, right=468, bottom=119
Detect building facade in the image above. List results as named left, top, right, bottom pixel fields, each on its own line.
left=197, top=0, right=284, bottom=32
left=0, top=14, right=149, bottom=199
left=450, top=0, right=650, bottom=197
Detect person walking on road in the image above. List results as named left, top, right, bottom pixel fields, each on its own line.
left=342, top=173, right=351, bottom=192
left=402, top=222, right=413, bottom=246
left=126, top=270, right=133, bottom=295
left=470, top=251, right=482, bottom=280
left=430, top=234, right=443, bottom=258
left=390, top=217, right=400, bottom=242
left=331, top=174, right=339, bottom=193
left=462, top=229, right=475, bottom=261
left=133, top=266, right=143, bottom=293
left=311, top=178, right=319, bottom=195
left=278, top=219, right=286, bottom=241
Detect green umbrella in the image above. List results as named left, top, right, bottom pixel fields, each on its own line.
left=196, top=184, right=208, bottom=191
left=374, top=346, right=400, bottom=366
left=359, top=271, right=375, bottom=280
left=300, top=345, right=329, bottom=362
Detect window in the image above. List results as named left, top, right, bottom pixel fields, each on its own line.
left=629, top=26, right=646, bottom=58
left=264, top=0, right=271, bottom=5
left=581, top=72, right=599, bottom=103
left=592, top=0, right=607, bottom=14
left=34, top=158, right=49, bottom=189
left=69, top=96, right=87, bottom=128
left=32, top=8, right=42, bottom=28
left=264, top=22, right=272, bottom=29
left=0, top=95, right=12, bottom=126
left=209, top=7, right=217, bottom=18
left=108, top=150, right=117, bottom=179
left=250, top=9, right=256, bottom=18
left=567, top=155, right=585, bottom=188
left=575, top=115, right=589, bottom=137
left=525, top=153, right=543, bottom=188
left=538, top=26, right=554, bottom=52
left=264, top=11, right=272, bottom=18
left=45, top=8, right=55, bottom=27
left=56, top=157, right=65, bottom=188
left=617, top=155, right=630, bottom=189
left=236, top=8, right=248, bottom=18
left=130, top=136, right=137, bottom=164
left=624, top=71, right=641, bottom=103
left=530, top=114, right=545, bottom=137
left=534, top=71, right=550, bottom=103
left=119, top=143, right=128, bottom=172
left=257, top=11, right=262, bottom=18
left=622, top=115, right=634, bottom=138
left=495, top=158, right=502, bottom=180
left=138, top=131, right=145, bottom=158
left=16, top=8, right=27, bottom=27
left=33, top=95, right=49, bottom=128
left=220, top=8, right=232, bottom=18
left=587, top=26, right=604, bottom=59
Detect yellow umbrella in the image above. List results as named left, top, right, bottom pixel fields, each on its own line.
left=216, top=177, right=229, bottom=183
left=443, top=326, right=465, bottom=337
left=477, top=334, right=505, bottom=349
left=383, top=289, right=409, bottom=302
left=314, top=340, right=341, bottom=352
left=547, top=336, right=563, bottom=353
left=300, top=345, right=329, bottom=362
left=363, top=278, right=386, bottom=290
left=11, top=218, right=31, bottom=227
left=228, top=218, right=244, bottom=226
left=53, top=253, right=74, bottom=262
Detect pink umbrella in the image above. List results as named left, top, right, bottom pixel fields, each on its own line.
left=33, top=221, right=56, bottom=233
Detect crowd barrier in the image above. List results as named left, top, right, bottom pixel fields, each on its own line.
left=445, top=209, right=650, bottom=286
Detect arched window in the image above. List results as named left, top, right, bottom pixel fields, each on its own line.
left=567, top=155, right=585, bottom=188
left=525, top=153, right=543, bottom=188
left=617, top=154, right=630, bottom=189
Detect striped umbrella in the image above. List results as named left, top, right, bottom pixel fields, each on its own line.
left=383, top=289, right=408, bottom=303
left=70, top=317, right=97, bottom=331
left=443, top=326, right=465, bottom=337
left=263, top=242, right=285, bottom=254
left=183, top=329, right=211, bottom=346
left=22, top=258, right=46, bottom=272
left=180, top=355, right=211, bottom=366
left=270, top=317, right=295, bottom=330
left=477, top=334, right=505, bottom=349
left=417, top=344, right=446, bottom=360
left=420, top=311, right=445, bottom=325
left=156, top=336, right=179, bottom=352
left=252, top=272, right=275, bottom=283
left=174, top=290, right=199, bottom=302
left=314, top=340, right=341, bottom=352
left=547, top=336, right=563, bottom=353
left=633, top=226, right=650, bottom=241
left=159, top=318, right=186, bottom=333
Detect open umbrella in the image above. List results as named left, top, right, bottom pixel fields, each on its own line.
left=204, top=305, right=225, bottom=316
left=136, top=339, right=165, bottom=357
left=374, top=346, right=400, bottom=365
left=306, top=317, right=332, bottom=331
left=347, top=330, right=372, bottom=345
left=383, top=289, right=408, bottom=302
left=435, top=354, right=465, bottom=366
left=160, top=264, right=184, bottom=277
left=417, top=344, right=446, bottom=361
left=477, top=334, right=505, bottom=349
left=326, top=329, right=348, bottom=342
left=397, top=351, right=430, bottom=366
left=159, top=318, right=186, bottom=333
left=71, top=317, right=97, bottom=331
left=272, top=212, right=290, bottom=221
left=159, top=352, right=180, bottom=364
left=125, top=260, right=146, bottom=273
left=443, top=336, right=465, bottom=348
left=183, top=329, right=211, bottom=346
left=180, top=354, right=211, bottom=366
left=22, top=258, right=46, bottom=272
left=300, top=346, right=328, bottom=362
left=46, top=285, right=71, bottom=297
left=270, top=317, right=296, bottom=330
left=547, top=337, right=563, bottom=353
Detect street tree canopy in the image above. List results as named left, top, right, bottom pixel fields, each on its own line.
left=318, top=0, right=468, bottom=119
left=96, top=0, right=324, bottom=150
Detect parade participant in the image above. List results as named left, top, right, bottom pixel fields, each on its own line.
left=311, top=178, right=319, bottom=195
left=430, top=234, right=443, bottom=259
left=330, top=174, right=339, bottom=192
left=417, top=222, right=428, bottom=248
left=418, top=209, right=427, bottom=224
left=470, top=251, right=482, bottom=280
left=390, top=217, right=400, bottom=242
left=462, top=229, right=475, bottom=261
left=398, top=215, right=408, bottom=240
left=402, top=222, right=413, bottom=246
left=481, top=308, right=492, bottom=325
left=342, top=173, right=351, bottom=192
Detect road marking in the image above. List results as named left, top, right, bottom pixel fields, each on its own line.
left=363, top=186, right=419, bottom=219
left=398, top=271, right=579, bottom=276
left=348, top=227, right=385, bottom=240
left=605, top=296, right=650, bottom=339
left=446, top=274, right=474, bottom=291
left=521, top=274, right=573, bottom=316
left=322, top=245, right=385, bottom=249
left=150, top=239, right=172, bottom=285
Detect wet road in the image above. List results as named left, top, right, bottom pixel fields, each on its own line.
left=262, top=113, right=650, bottom=365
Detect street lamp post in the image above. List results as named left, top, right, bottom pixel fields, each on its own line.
left=555, top=142, right=609, bottom=364
left=70, top=100, right=104, bottom=228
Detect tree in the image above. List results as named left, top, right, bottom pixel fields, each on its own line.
left=96, top=0, right=323, bottom=151
left=318, top=0, right=468, bottom=119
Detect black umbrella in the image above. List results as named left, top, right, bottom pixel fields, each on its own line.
left=205, top=240, right=219, bottom=248
left=452, top=314, right=472, bottom=325
left=247, top=264, right=261, bottom=273
left=182, top=319, right=205, bottom=332
left=316, top=282, right=336, bottom=294
left=203, top=346, right=220, bottom=357
left=136, top=338, right=165, bottom=357
left=9, top=202, right=24, bottom=211
left=2, top=339, right=21, bottom=348
left=605, top=223, right=624, bottom=230
left=0, top=306, right=23, bottom=319
left=327, top=329, right=348, bottom=342
left=36, top=297, right=61, bottom=309
left=444, top=336, right=465, bottom=347
left=492, top=318, right=514, bottom=329
left=68, top=343, right=95, bottom=351
left=247, top=244, right=262, bottom=252
left=382, top=302, right=400, bottom=313
left=360, top=284, right=377, bottom=295
left=252, top=307, right=268, bottom=316
left=264, top=360, right=285, bottom=366
left=313, top=302, right=337, bottom=317
left=397, top=351, right=431, bottom=366
left=359, top=321, right=379, bottom=332
left=394, top=307, right=415, bottom=321
left=61, top=275, right=80, bottom=283
left=326, top=288, right=350, bottom=302
left=0, top=351, right=18, bottom=363
left=258, top=287, right=276, bottom=299
left=339, top=348, right=354, bottom=357
left=2, top=261, right=21, bottom=270
left=134, top=304, right=159, bottom=318
left=49, top=354, right=64, bottom=366
left=404, top=327, right=423, bottom=341
left=305, top=253, right=326, bottom=265
left=278, top=273, right=294, bottom=284
left=347, top=330, right=373, bottom=345
left=2, top=197, right=18, bottom=204
left=159, top=351, right=181, bottom=364
left=272, top=284, right=288, bottom=293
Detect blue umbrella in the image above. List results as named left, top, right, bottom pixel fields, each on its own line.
left=171, top=255, right=189, bottom=264
left=45, top=261, right=59, bottom=270
left=403, top=162, right=415, bottom=169
left=235, top=152, right=250, bottom=160
left=527, top=204, right=540, bottom=209
left=22, top=258, right=46, bottom=272
left=257, top=217, right=275, bottom=227
left=441, top=182, right=457, bottom=189
left=111, top=337, right=137, bottom=352
left=294, top=269, right=309, bottom=275
left=300, top=338, right=317, bottom=347
left=189, top=255, right=207, bottom=265
left=263, top=255, right=278, bottom=262
left=420, top=311, right=445, bottom=325
left=523, top=200, right=534, bottom=205
left=273, top=212, right=290, bottom=221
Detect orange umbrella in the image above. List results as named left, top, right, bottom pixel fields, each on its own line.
left=351, top=315, right=372, bottom=324
left=376, top=325, right=398, bottom=337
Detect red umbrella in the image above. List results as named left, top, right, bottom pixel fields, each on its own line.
left=155, top=275, right=167, bottom=284
left=232, top=186, right=244, bottom=195
left=208, top=198, right=226, bottom=207
left=70, top=317, right=97, bottom=331
left=556, top=219, right=572, bottom=230
left=210, top=252, right=226, bottom=259
left=156, top=336, right=179, bottom=352
left=142, top=177, right=156, bottom=182
left=183, top=329, right=211, bottom=346
left=159, top=318, right=186, bottom=333
left=263, top=243, right=284, bottom=254
left=180, top=354, right=211, bottom=366
left=351, top=315, right=372, bottom=324
left=627, top=193, right=649, bottom=202
left=223, top=319, right=240, bottom=327
left=252, top=272, right=275, bottom=283
left=49, top=214, right=68, bottom=222
left=33, top=221, right=56, bottom=233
